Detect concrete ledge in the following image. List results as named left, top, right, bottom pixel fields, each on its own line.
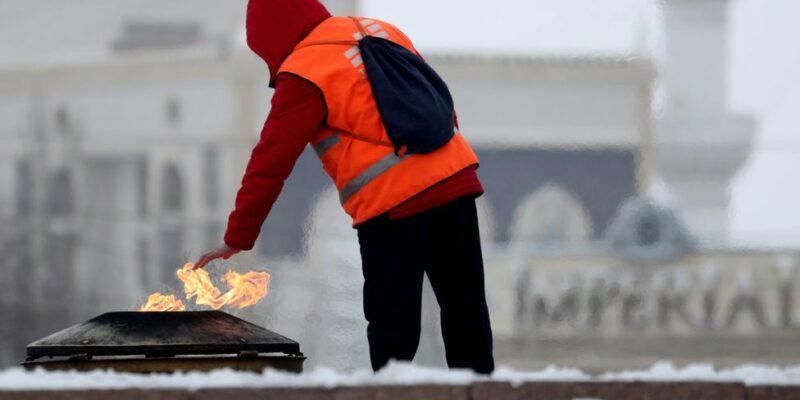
left=482, top=382, right=746, bottom=400
left=472, top=381, right=747, bottom=400
left=195, top=386, right=468, bottom=400
left=747, top=385, right=800, bottom=400
left=2, top=382, right=798, bottom=400
left=333, top=385, right=468, bottom=400
left=0, top=390, right=188, bottom=400
left=195, top=388, right=335, bottom=400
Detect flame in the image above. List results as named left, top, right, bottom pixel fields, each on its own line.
left=138, top=293, right=186, bottom=312
left=176, top=264, right=224, bottom=309
left=219, top=269, right=271, bottom=309
left=138, top=263, right=271, bottom=312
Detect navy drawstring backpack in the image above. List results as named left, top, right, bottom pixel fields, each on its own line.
left=349, top=17, right=455, bottom=156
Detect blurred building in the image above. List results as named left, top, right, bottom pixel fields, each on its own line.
left=656, top=0, right=755, bottom=244
left=0, top=0, right=792, bottom=372
left=0, top=0, right=259, bottom=364
left=490, top=0, right=800, bottom=372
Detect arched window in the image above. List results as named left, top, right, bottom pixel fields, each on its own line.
left=137, top=238, right=150, bottom=290
left=47, top=170, right=75, bottom=217
left=161, top=163, right=184, bottom=212
left=510, top=184, right=593, bottom=248
left=159, top=162, right=185, bottom=281
left=135, top=158, right=148, bottom=218
left=15, top=160, right=33, bottom=217
left=202, top=147, right=220, bottom=209
left=45, top=169, right=77, bottom=325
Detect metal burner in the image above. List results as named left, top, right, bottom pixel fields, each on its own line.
left=23, top=311, right=305, bottom=373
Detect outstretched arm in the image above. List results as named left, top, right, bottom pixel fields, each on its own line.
left=194, top=74, right=326, bottom=269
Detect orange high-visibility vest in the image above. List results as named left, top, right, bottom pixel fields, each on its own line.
left=278, top=16, right=479, bottom=225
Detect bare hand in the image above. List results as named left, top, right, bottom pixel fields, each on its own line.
left=194, top=243, right=240, bottom=270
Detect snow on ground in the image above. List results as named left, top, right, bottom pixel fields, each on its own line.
left=0, top=362, right=584, bottom=391
left=599, top=361, right=800, bottom=386
left=1, top=361, right=800, bottom=391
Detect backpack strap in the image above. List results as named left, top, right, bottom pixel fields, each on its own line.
left=291, top=17, right=396, bottom=150
left=348, top=16, right=368, bottom=38
left=295, top=39, right=358, bottom=50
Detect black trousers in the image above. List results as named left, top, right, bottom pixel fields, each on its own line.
left=357, top=196, right=495, bottom=374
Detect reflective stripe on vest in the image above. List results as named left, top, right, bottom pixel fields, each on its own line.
left=339, top=153, right=403, bottom=205
left=313, top=133, right=404, bottom=205
left=312, top=133, right=340, bottom=158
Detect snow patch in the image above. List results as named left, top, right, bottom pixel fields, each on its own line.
left=599, top=361, right=800, bottom=385
left=3, top=361, right=800, bottom=390
left=0, top=362, right=479, bottom=391
left=492, top=365, right=591, bottom=387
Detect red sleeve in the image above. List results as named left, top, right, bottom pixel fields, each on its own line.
left=224, top=74, right=326, bottom=251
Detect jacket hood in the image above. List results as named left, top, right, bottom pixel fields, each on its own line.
left=246, top=0, right=331, bottom=86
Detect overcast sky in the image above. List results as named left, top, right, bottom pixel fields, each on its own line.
left=363, top=0, right=800, bottom=248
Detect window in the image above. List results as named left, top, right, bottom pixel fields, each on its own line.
left=165, top=98, right=181, bottom=127
left=137, top=238, right=150, bottom=289
left=202, top=147, right=220, bottom=208
left=136, top=159, right=148, bottom=218
left=54, top=106, right=70, bottom=135
left=46, top=170, right=74, bottom=217
left=159, top=228, right=184, bottom=281
left=510, top=184, right=593, bottom=247
left=160, top=163, right=185, bottom=275
left=15, top=160, right=33, bottom=217
left=161, top=163, right=184, bottom=212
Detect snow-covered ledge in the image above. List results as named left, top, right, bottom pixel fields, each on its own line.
left=2, top=361, right=800, bottom=399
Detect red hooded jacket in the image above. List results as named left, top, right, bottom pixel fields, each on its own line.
left=224, top=0, right=483, bottom=251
